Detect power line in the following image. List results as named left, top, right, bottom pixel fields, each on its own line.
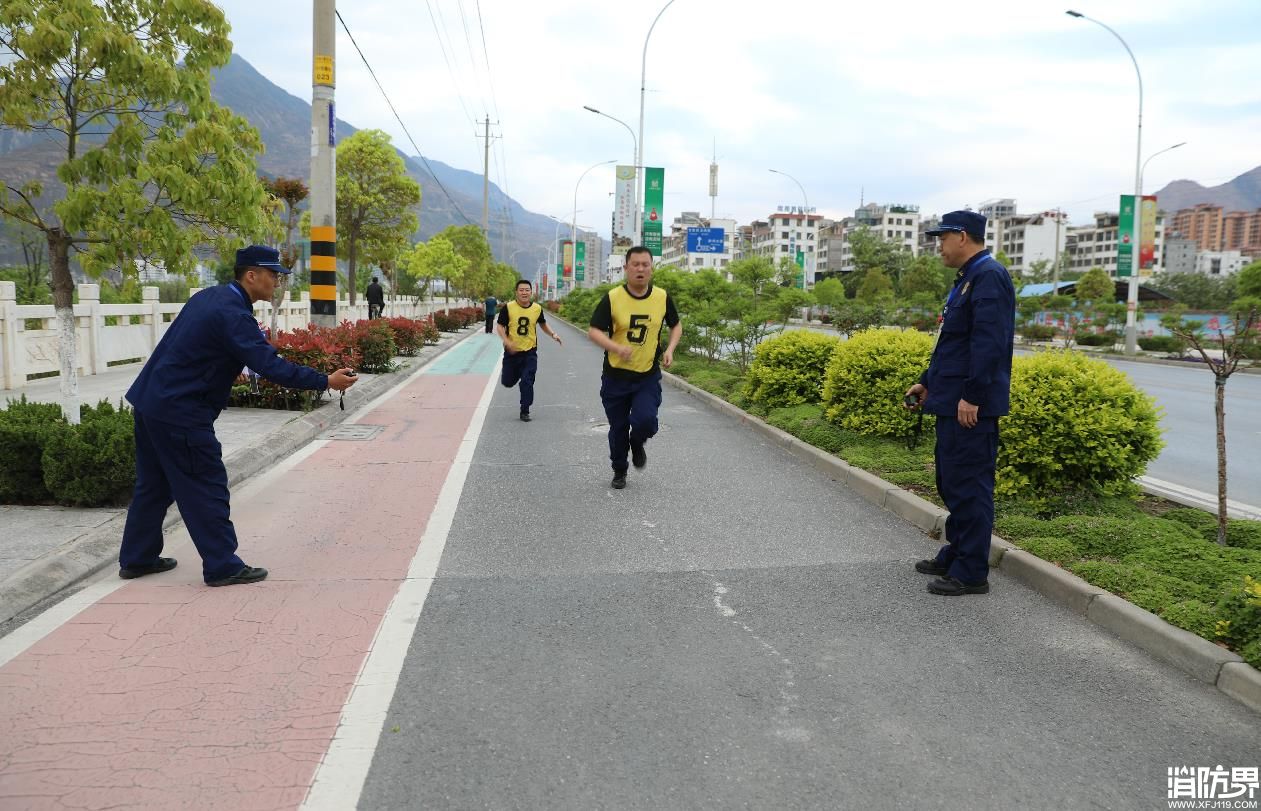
left=472, top=0, right=501, bottom=121
left=421, top=0, right=477, bottom=126
left=336, top=9, right=476, bottom=226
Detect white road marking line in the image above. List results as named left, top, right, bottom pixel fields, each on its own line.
left=301, top=356, right=501, bottom=811
left=1140, top=476, right=1261, bottom=521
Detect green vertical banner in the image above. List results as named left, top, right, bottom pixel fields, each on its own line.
left=575, top=240, right=586, bottom=283
left=643, top=167, right=664, bottom=257
left=1117, top=194, right=1136, bottom=278
left=795, top=249, right=806, bottom=289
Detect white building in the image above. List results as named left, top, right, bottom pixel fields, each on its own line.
left=1163, top=237, right=1197, bottom=275
left=1066, top=210, right=1166, bottom=276
left=991, top=211, right=1068, bottom=275
left=756, top=207, right=826, bottom=284
left=1193, top=250, right=1247, bottom=276
left=831, top=203, right=920, bottom=274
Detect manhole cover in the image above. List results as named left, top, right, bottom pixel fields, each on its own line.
left=324, top=424, right=385, bottom=441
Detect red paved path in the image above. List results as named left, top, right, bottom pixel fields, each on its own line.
left=0, top=370, right=489, bottom=810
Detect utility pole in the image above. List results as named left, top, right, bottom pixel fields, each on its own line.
left=309, top=0, right=337, bottom=327
left=482, top=117, right=491, bottom=238
left=1052, top=208, right=1063, bottom=291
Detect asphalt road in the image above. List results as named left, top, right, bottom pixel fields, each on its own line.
left=356, top=319, right=1257, bottom=810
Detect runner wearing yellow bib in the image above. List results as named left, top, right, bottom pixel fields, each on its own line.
left=587, top=247, right=682, bottom=489
left=495, top=279, right=563, bottom=421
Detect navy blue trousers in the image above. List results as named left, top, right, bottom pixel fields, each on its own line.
left=485, top=314, right=495, bottom=333
left=119, top=412, right=245, bottom=582
left=933, top=416, right=999, bottom=585
left=501, top=349, right=538, bottom=412
left=600, top=371, right=662, bottom=473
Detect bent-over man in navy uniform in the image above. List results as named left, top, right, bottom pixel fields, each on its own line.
left=118, top=245, right=359, bottom=586
left=905, top=211, right=1015, bottom=596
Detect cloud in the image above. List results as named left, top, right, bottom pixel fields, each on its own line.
left=215, top=0, right=1261, bottom=236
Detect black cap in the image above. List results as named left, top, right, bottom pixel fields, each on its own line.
left=926, top=210, right=987, bottom=240
left=235, top=245, right=290, bottom=273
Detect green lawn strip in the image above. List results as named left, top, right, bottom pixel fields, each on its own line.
left=671, top=354, right=1261, bottom=668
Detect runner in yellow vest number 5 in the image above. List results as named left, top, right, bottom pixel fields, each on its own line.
left=587, top=246, right=682, bottom=490
left=496, top=279, right=562, bottom=422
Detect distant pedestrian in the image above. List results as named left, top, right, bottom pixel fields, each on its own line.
left=905, top=210, right=1015, bottom=596
left=587, top=246, right=681, bottom=490
left=366, top=276, right=385, bottom=319
left=484, top=293, right=498, bottom=333
left=119, top=245, right=358, bottom=587
left=496, top=279, right=562, bottom=422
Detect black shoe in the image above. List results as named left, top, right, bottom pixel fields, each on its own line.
left=520, top=411, right=531, bottom=422
left=927, top=576, right=989, bottom=596
left=119, top=557, right=178, bottom=579
left=915, top=559, right=949, bottom=576
left=206, top=565, right=269, bottom=587
left=611, top=472, right=627, bottom=489
left=631, top=442, right=647, bottom=469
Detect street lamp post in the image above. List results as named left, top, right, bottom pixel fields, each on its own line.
left=1066, top=9, right=1144, bottom=355
left=584, top=105, right=638, bottom=245
left=1140, top=141, right=1187, bottom=193
left=573, top=160, right=616, bottom=295
left=637, top=0, right=679, bottom=245
left=769, top=168, right=811, bottom=287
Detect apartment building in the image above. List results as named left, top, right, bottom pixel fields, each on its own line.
left=1065, top=210, right=1166, bottom=275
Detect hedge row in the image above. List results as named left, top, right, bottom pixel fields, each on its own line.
left=229, top=316, right=442, bottom=410
left=744, top=328, right=1163, bottom=499
left=0, top=397, right=135, bottom=507
left=432, top=307, right=483, bottom=332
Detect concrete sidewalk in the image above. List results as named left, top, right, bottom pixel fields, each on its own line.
left=0, top=328, right=480, bottom=628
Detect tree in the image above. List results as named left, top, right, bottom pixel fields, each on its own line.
left=1025, top=259, right=1052, bottom=285
left=900, top=254, right=949, bottom=298
left=401, top=237, right=468, bottom=303
left=335, top=129, right=420, bottom=305
left=263, top=176, right=308, bottom=334
left=857, top=268, right=894, bottom=303
left=433, top=225, right=493, bottom=300
left=1161, top=297, right=1261, bottom=546
left=0, top=219, right=51, bottom=303
left=846, top=226, right=911, bottom=295
left=0, top=0, right=271, bottom=420
left=1074, top=267, right=1114, bottom=304
left=813, top=277, right=846, bottom=310
left=1149, top=272, right=1237, bottom=311
left=1238, top=260, right=1261, bottom=298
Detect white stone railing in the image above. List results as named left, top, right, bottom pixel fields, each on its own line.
left=0, top=281, right=453, bottom=390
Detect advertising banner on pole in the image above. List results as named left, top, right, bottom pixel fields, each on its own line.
left=1139, top=194, right=1158, bottom=273
left=575, top=241, right=586, bottom=283
left=686, top=227, right=725, bottom=254
left=562, top=241, right=574, bottom=279
left=642, top=167, right=664, bottom=257
left=613, top=165, right=636, bottom=256
left=795, top=249, right=806, bottom=289
left=1117, top=194, right=1136, bottom=278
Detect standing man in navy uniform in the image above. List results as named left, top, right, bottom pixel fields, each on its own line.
left=905, top=211, right=1015, bottom=596
left=484, top=293, right=498, bottom=334
left=119, top=245, right=359, bottom=586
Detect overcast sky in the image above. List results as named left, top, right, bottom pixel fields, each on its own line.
left=214, top=0, right=1261, bottom=240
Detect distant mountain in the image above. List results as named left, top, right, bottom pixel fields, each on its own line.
left=0, top=54, right=567, bottom=279
left=1154, top=166, right=1261, bottom=213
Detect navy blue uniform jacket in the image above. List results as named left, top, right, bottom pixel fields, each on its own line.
left=920, top=250, right=1016, bottom=417
left=126, top=282, right=328, bottom=427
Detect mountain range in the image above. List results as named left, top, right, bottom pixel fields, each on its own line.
left=1153, top=166, right=1261, bottom=214
left=0, top=54, right=565, bottom=278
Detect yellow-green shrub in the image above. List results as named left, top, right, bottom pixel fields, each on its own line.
left=821, top=328, right=933, bottom=437
left=998, top=350, right=1163, bottom=497
left=743, top=330, right=840, bottom=408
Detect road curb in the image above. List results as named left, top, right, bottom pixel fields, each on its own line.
left=660, top=368, right=1261, bottom=716
left=0, top=328, right=480, bottom=628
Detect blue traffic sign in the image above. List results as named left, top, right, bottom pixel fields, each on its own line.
left=686, top=227, right=725, bottom=254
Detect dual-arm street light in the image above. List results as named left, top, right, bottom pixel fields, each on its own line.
left=1066, top=9, right=1145, bottom=354
left=573, top=161, right=617, bottom=294
left=637, top=0, right=679, bottom=243
left=769, top=168, right=811, bottom=287
left=584, top=105, right=638, bottom=244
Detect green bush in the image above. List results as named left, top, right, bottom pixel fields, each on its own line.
left=821, top=328, right=934, bottom=437
left=998, top=351, right=1163, bottom=498
left=744, top=330, right=840, bottom=408
left=1018, top=536, right=1080, bottom=563
left=1020, top=324, right=1056, bottom=341
left=0, top=396, right=65, bottom=503
left=337, top=319, right=396, bottom=373
left=1138, top=335, right=1184, bottom=353
left=1066, top=560, right=1213, bottom=606
left=1162, top=508, right=1261, bottom=550
left=1216, top=577, right=1261, bottom=668
left=1074, top=332, right=1117, bottom=347
left=1159, top=600, right=1220, bottom=639
left=1041, top=515, right=1196, bottom=559
left=1124, top=538, right=1260, bottom=591
left=41, top=400, right=136, bottom=507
